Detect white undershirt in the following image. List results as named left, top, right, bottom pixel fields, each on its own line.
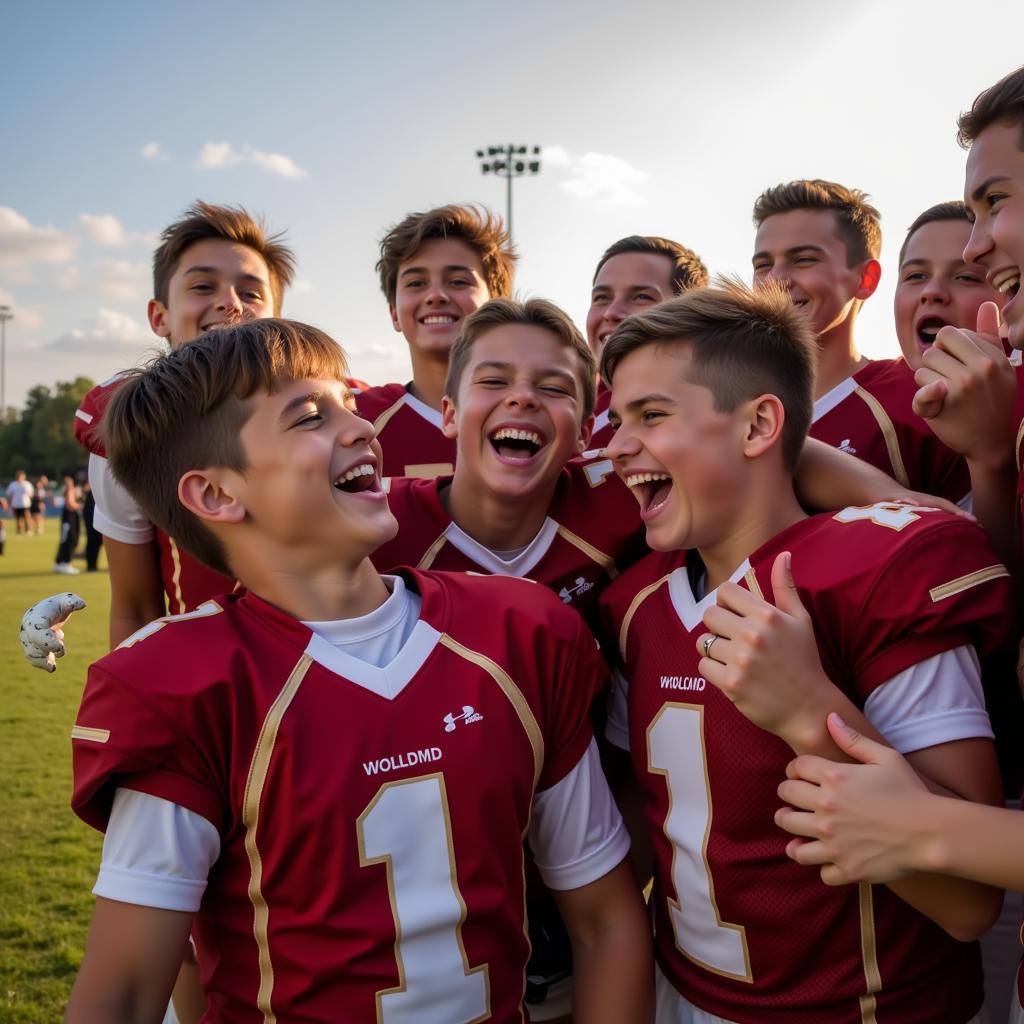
left=94, top=578, right=627, bottom=909
left=89, top=453, right=154, bottom=544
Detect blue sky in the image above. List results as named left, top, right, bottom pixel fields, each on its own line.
left=3, top=0, right=1023, bottom=409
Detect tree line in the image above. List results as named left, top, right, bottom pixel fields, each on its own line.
left=0, top=378, right=94, bottom=481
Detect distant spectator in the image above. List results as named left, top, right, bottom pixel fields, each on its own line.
left=5, top=470, right=34, bottom=535
left=54, top=475, right=81, bottom=575
left=81, top=481, right=102, bottom=571
left=31, top=474, right=49, bottom=535
left=0, top=495, right=7, bottom=555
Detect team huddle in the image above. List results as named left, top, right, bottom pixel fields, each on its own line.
left=19, top=64, right=1024, bottom=1023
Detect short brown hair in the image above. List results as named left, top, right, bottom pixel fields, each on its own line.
left=600, top=279, right=816, bottom=472
left=898, top=201, right=971, bottom=266
left=376, top=204, right=517, bottom=303
left=958, top=66, right=1024, bottom=149
left=445, top=298, right=598, bottom=422
left=593, top=236, right=709, bottom=294
left=153, top=201, right=296, bottom=314
left=103, top=319, right=348, bottom=577
left=752, top=179, right=882, bottom=265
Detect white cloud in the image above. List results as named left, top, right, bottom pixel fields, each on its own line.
left=79, top=213, right=125, bottom=246
left=56, top=259, right=150, bottom=301
left=0, top=207, right=77, bottom=270
left=46, top=309, right=155, bottom=357
left=543, top=147, right=649, bottom=207
left=140, top=141, right=168, bottom=162
left=0, top=288, right=43, bottom=330
left=197, top=141, right=307, bottom=179
left=293, top=278, right=314, bottom=294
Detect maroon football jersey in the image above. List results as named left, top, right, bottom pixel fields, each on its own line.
left=355, top=382, right=457, bottom=478
left=600, top=504, right=1011, bottom=1024
left=588, top=383, right=615, bottom=453
left=72, top=570, right=605, bottom=1023
left=373, top=458, right=646, bottom=630
left=810, top=358, right=970, bottom=502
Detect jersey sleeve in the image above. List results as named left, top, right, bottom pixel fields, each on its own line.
left=89, top=453, right=154, bottom=544
left=528, top=739, right=630, bottom=891
left=535, top=603, right=609, bottom=792
left=94, top=789, right=220, bottom=912
left=828, top=515, right=1013, bottom=695
left=72, top=662, right=225, bottom=834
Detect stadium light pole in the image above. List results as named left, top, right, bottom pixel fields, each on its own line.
left=0, top=305, right=12, bottom=421
left=475, top=145, right=542, bottom=242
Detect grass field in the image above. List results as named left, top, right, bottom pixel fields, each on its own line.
left=1, top=524, right=110, bottom=1022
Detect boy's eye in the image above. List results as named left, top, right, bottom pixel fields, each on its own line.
left=541, top=384, right=572, bottom=396
left=986, top=191, right=1007, bottom=209
left=642, top=409, right=665, bottom=423
left=901, top=271, right=926, bottom=283
left=793, top=256, right=817, bottom=266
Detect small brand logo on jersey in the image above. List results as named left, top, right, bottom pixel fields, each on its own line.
left=443, top=705, right=483, bottom=732
left=837, top=438, right=857, bottom=455
left=660, top=675, right=705, bottom=691
left=559, top=577, right=595, bottom=603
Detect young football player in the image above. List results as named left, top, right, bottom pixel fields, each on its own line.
left=357, top=204, right=516, bottom=478
left=599, top=280, right=1010, bottom=1023
left=77, top=201, right=296, bottom=646
left=65, top=318, right=653, bottom=1024
left=752, top=180, right=975, bottom=503
left=585, top=236, right=709, bottom=452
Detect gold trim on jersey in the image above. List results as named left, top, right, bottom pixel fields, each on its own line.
left=405, top=462, right=454, bottom=479
left=167, top=537, right=185, bottom=614
left=1016, top=415, right=1024, bottom=474
left=742, top=568, right=764, bottom=601
left=71, top=725, right=110, bottom=743
left=555, top=524, right=617, bottom=579
left=243, top=653, right=313, bottom=1024
left=854, top=387, right=909, bottom=488
left=857, top=882, right=881, bottom=1023
left=417, top=531, right=450, bottom=570
left=357, top=773, right=491, bottom=1024
left=438, top=634, right=544, bottom=791
left=929, top=563, right=1009, bottom=603
left=372, top=395, right=408, bottom=435
left=618, top=573, right=673, bottom=661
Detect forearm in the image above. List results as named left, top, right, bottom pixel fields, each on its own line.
left=885, top=869, right=1002, bottom=942
left=65, top=988, right=165, bottom=1024
left=965, top=458, right=1019, bottom=572
left=783, top=689, right=886, bottom=759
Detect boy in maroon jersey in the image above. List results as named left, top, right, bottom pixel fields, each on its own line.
left=779, top=63, right=1024, bottom=1024
left=585, top=235, right=709, bottom=452
left=599, top=281, right=1010, bottom=1023
left=65, top=318, right=652, bottom=1024
left=357, top=203, right=516, bottom=478
left=77, top=201, right=296, bottom=647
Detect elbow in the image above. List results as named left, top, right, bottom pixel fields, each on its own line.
left=940, top=888, right=1003, bottom=943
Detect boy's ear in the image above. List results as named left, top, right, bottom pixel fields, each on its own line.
left=742, top=394, right=785, bottom=460
left=178, top=470, right=246, bottom=525
left=148, top=298, right=171, bottom=340
left=854, top=259, right=882, bottom=301
left=576, top=412, right=595, bottom=454
left=440, top=396, right=459, bottom=440
left=388, top=303, right=402, bottom=334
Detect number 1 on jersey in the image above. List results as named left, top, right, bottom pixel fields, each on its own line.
left=357, top=773, right=489, bottom=1023
left=648, top=705, right=752, bottom=982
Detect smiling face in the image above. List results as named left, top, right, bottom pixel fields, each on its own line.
left=148, top=238, right=275, bottom=349
left=227, top=378, right=397, bottom=562
left=963, top=120, right=1024, bottom=349
left=443, top=323, right=592, bottom=501
left=894, top=218, right=1003, bottom=370
left=389, top=237, right=492, bottom=359
left=752, top=208, right=877, bottom=340
left=586, top=251, right=677, bottom=357
left=607, top=343, right=747, bottom=553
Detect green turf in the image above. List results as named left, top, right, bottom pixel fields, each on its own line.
left=0, top=524, right=110, bottom=1021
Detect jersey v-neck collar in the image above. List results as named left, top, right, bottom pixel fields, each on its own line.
left=402, top=386, right=444, bottom=428
left=667, top=557, right=752, bottom=631
left=443, top=517, right=560, bottom=577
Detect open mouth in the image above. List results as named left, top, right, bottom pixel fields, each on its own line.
left=488, top=426, right=546, bottom=462
left=916, top=316, right=949, bottom=347
left=993, top=269, right=1021, bottom=301
left=334, top=463, right=381, bottom=494
left=625, top=471, right=673, bottom=516
left=421, top=314, right=458, bottom=326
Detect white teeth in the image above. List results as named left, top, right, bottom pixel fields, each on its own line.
left=625, top=472, right=671, bottom=488
left=337, top=464, right=375, bottom=484
left=992, top=269, right=1021, bottom=294
left=491, top=427, right=543, bottom=445
left=422, top=315, right=455, bottom=324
